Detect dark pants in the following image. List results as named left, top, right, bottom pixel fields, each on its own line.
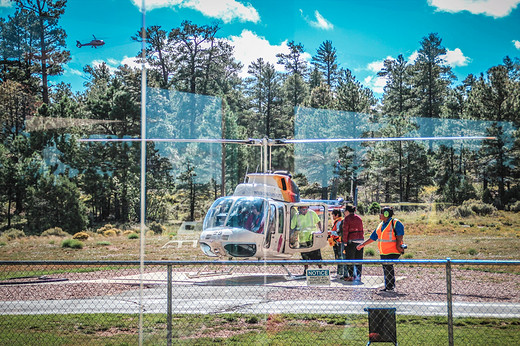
left=342, top=242, right=363, bottom=279
left=380, top=253, right=401, bottom=290
left=333, top=243, right=342, bottom=275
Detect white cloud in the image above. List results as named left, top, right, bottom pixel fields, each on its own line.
left=130, top=0, right=260, bottom=23
left=91, top=56, right=142, bottom=74
left=428, top=0, right=520, bottom=18
left=228, top=29, right=311, bottom=78
left=64, top=67, right=83, bottom=77
left=121, top=56, right=142, bottom=68
left=408, top=51, right=419, bottom=64
left=441, top=48, right=471, bottom=66
left=364, top=53, right=417, bottom=95
left=364, top=75, right=386, bottom=95
left=300, top=9, right=334, bottom=30
left=367, top=58, right=391, bottom=73
left=0, top=0, right=12, bottom=8
left=107, top=58, right=119, bottom=66
left=513, top=40, right=520, bottom=49
left=408, top=48, right=470, bottom=67
left=364, top=48, right=470, bottom=95
left=92, top=59, right=116, bottom=73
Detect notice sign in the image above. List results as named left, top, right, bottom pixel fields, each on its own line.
left=306, top=269, right=330, bottom=286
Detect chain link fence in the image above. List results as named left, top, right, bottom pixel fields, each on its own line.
left=1, top=259, right=519, bottom=345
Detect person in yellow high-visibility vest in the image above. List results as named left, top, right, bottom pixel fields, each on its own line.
left=356, top=207, right=405, bottom=292
left=291, top=205, right=322, bottom=276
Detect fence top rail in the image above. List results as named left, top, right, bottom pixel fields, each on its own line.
left=0, top=259, right=519, bottom=266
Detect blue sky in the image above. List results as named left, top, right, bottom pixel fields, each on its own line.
left=1, top=0, right=520, bottom=98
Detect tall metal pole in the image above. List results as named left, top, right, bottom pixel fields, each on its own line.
left=167, top=265, right=172, bottom=346
left=262, top=138, right=268, bottom=173
left=446, top=258, right=454, bottom=346
left=139, top=1, right=147, bottom=345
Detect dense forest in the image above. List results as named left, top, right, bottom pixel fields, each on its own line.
left=1, top=0, right=519, bottom=235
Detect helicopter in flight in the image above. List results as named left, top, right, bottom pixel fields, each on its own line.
left=76, top=35, right=105, bottom=48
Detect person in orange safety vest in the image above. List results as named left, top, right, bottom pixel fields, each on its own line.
left=328, top=209, right=343, bottom=277
left=356, top=206, right=405, bottom=292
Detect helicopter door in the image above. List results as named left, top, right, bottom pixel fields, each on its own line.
left=264, top=204, right=277, bottom=248
left=285, top=203, right=328, bottom=254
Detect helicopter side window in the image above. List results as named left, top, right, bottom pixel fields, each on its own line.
left=289, top=205, right=323, bottom=249
left=226, top=202, right=248, bottom=228
left=277, top=206, right=284, bottom=234
left=244, top=201, right=265, bottom=233
left=203, top=197, right=234, bottom=229
left=225, top=197, right=266, bottom=233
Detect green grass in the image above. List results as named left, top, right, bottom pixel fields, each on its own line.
left=61, top=238, right=84, bottom=249
left=0, top=314, right=518, bottom=345
left=0, top=266, right=138, bottom=281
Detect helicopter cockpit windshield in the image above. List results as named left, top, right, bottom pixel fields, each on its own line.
left=203, top=197, right=267, bottom=233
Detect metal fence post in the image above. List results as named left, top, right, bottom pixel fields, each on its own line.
left=167, top=264, right=172, bottom=346
left=446, top=258, right=454, bottom=346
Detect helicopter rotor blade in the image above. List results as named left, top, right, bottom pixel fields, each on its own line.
left=78, top=138, right=256, bottom=145
left=280, top=136, right=496, bottom=144
left=78, top=135, right=496, bottom=145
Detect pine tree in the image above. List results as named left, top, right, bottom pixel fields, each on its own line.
left=312, top=40, right=338, bottom=88
left=132, top=25, right=170, bottom=88
left=14, top=0, right=70, bottom=104
left=378, top=54, right=413, bottom=117
left=410, top=33, right=454, bottom=118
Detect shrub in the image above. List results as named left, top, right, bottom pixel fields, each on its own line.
left=41, top=227, right=69, bottom=237
left=368, top=202, right=381, bottom=215
left=127, top=232, right=139, bottom=239
left=103, top=229, right=117, bottom=237
left=96, top=224, right=115, bottom=234
left=61, top=239, right=84, bottom=249
left=73, top=232, right=89, bottom=240
left=507, top=201, right=520, bottom=212
left=452, top=205, right=474, bottom=218
left=246, top=316, right=259, bottom=324
left=146, top=230, right=155, bottom=237
left=404, top=253, right=414, bottom=259
left=96, top=241, right=111, bottom=246
left=468, top=248, right=478, bottom=256
left=3, top=228, right=26, bottom=241
left=462, top=199, right=496, bottom=216
left=364, top=248, right=375, bottom=256
left=356, top=201, right=367, bottom=215
left=148, top=221, right=166, bottom=234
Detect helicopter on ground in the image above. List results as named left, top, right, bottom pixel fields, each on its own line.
left=199, top=170, right=333, bottom=260
left=76, top=35, right=105, bottom=48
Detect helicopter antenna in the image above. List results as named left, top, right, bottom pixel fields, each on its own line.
left=269, top=144, right=273, bottom=172
left=243, top=164, right=249, bottom=183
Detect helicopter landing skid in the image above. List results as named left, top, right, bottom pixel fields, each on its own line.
left=282, top=265, right=307, bottom=281
left=187, top=266, right=233, bottom=279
